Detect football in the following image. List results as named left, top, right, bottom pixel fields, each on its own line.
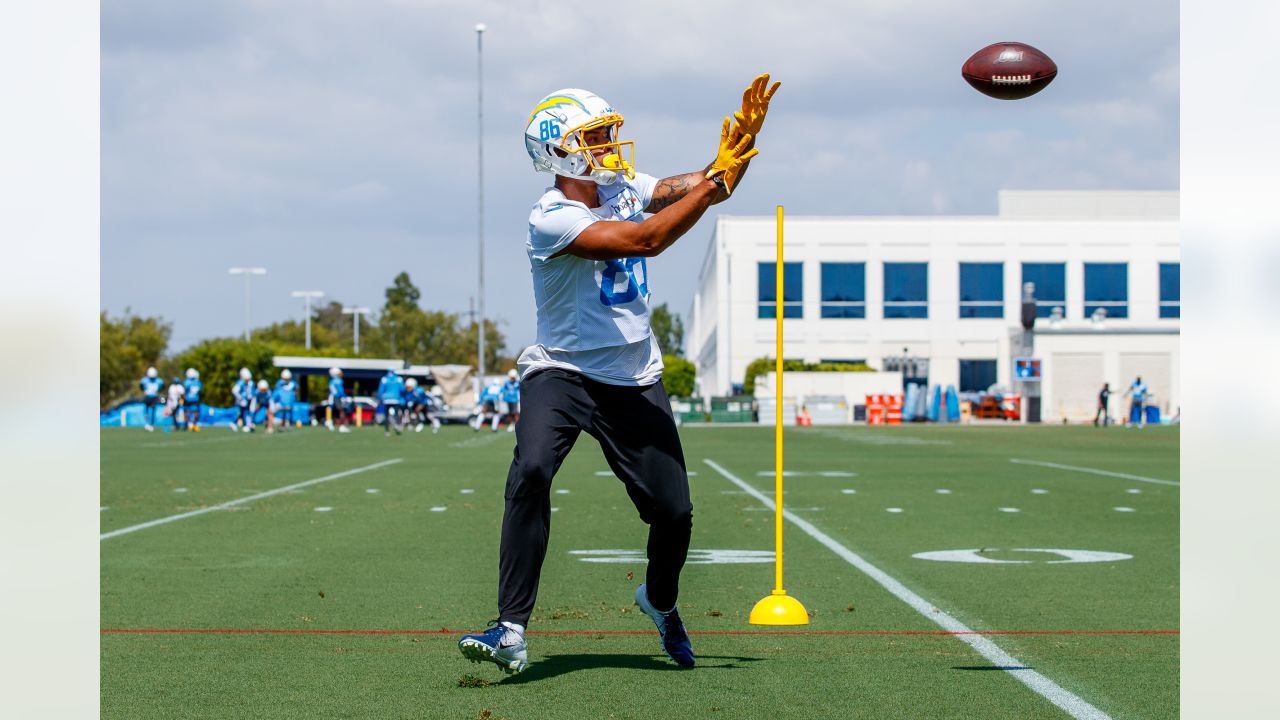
left=961, top=42, right=1057, bottom=100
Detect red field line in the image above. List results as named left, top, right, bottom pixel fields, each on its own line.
left=101, top=628, right=1179, bottom=637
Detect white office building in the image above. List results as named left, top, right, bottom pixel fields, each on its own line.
left=685, top=191, right=1180, bottom=422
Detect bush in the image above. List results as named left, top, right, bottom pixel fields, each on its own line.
left=662, top=354, right=696, bottom=398
left=170, top=339, right=276, bottom=407
left=742, top=357, right=873, bottom=396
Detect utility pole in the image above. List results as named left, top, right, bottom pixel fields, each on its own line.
left=290, top=290, right=324, bottom=349
left=228, top=267, right=267, bottom=341
left=475, top=22, right=487, bottom=396
left=342, top=306, right=370, bottom=354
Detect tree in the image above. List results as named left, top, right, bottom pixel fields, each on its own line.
left=171, top=339, right=276, bottom=407
left=100, top=310, right=171, bottom=408
left=314, top=300, right=355, bottom=351
left=650, top=303, right=684, bottom=357
left=384, top=272, right=421, bottom=313
left=252, top=319, right=340, bottom=351
left=661, top=354, right=696, bottom=397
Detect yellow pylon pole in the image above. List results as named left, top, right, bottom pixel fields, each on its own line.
left=749, top=205, right=809, bottom=625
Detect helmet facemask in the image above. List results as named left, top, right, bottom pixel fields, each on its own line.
left=559, top=115, right=635, bottom=185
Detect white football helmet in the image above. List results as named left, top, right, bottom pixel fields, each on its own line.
left=507, top=369, right=518, bottom=380
left=146, top=367, right=158, bottom=378
left=405, top=377, right=418, bottom=390
left=524, top=89, right=635, bottom=185
left=281, top=369, right=292, bottom=381
left=240, top=368, right=252, bottom=381
left=329, top=367, right=342, bottom=378
left=186, top=368, right=198, bottom=379
left=257, top=379, right=269, bottom=390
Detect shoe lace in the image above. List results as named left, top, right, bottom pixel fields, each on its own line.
left=661, top=609, right=689, bottom=645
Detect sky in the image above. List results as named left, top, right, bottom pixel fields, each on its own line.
left=101, top=0, right=1179, bottom=353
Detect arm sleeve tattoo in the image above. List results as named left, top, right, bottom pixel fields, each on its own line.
left=644, top=171, right=703, bottom=213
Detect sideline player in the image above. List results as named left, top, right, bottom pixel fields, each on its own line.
left=182, top=368, right=203, bottom=432
left=1124, top=375, right=1149, bottom=428
left=252, top=379, right=274, bottom=433
left=166, top=376, right=185, bottom=430
left=459, top=76, right=777, bottom=673
left=326, top=367, right=351, bottom=433
left=232, top=368, right=256, bottom=432
left=275, top=369, right=298, bottom=430
left=139, top=367, right=164, bottom=431
left=497, top=369, right=521, bottom=432
left=378, top=368, right=405, bottom=436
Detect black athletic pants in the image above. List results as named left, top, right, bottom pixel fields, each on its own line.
left=498, top=369, right=692, bottom=627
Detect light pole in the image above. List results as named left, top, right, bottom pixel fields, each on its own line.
left=342, top=306, right=370, bottom=354
left=228, top=267, right=267, bottom=341
left=475, top=22, right=487, bottom=397
left=290, top=290, right=324, bottom=349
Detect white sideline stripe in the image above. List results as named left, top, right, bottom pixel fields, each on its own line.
left=703, top=458, right=1112, bottom=720
left=100, top=459, right=404, bottom=541
left=1010, top=458, right=1178, bottom=487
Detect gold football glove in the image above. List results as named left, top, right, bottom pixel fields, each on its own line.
left=733, top=73, right=781, bottom=138
left=705, top=116, right=758, bottom=195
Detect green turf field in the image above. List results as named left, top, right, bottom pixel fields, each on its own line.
left=101, top=424, right=1178, bottom=719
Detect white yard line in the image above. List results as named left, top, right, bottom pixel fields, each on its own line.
left=100, top=459, right=403, bottom=541
left=1009, top=458, right=1178, bottom=487
left=704, top=458, right=1112, bottom=720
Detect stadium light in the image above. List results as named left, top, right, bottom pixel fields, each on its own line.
left=228, top=267, right=267, bottom=342
left=290, top=290, right=324, bottom=349
left=475, top=22, right=487, bottom=397
left=342, top=306, right=371, bottom=354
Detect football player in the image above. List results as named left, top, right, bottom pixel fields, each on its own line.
left=139, top=367, right=164, bottom=431
left=182, top=368, right=203, bottom=432
left=459, top=76, right=778, bottom=674
left=166, top=376, right=185, bottom=430
left=326, top=367, right=351, bottom=433
left=232, top=368, right=255, bottom=432
left=274, top=369, right=297, bottom=430
left=252, top=379, right=274, bottom=433
left=377, top=368, right=405, bottom=436
left=497, top=368, right=521, bottom=433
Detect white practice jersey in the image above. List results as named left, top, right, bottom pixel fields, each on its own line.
left=519, top=172, right=664, bottom=386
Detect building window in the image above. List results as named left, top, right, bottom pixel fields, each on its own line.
left=958, top=359, right=997, bottom=394
left=1021, top=262, right=1066, bottom=318
left=1159, top=263, right=1180, bottom=318
left=820, top=262, right=865, bottom=318
left=758, top=262, right=803, bottom=319
left=1084, top=262, right=1128, bottom=319
left=883, top=263, right=928, bottom=319
left=959, top=262, right=1003, bottom=318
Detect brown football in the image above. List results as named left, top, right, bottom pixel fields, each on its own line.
left=962, top=42, right=1057, bottom=100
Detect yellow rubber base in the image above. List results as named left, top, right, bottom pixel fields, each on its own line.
left=748, top=590, right=810, bottom=625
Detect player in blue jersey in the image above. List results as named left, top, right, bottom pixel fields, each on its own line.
left=182, top=368, right=203, bottom=432
left=404, top=377, right=431, bottom=433
left=497, top=369, right=521, bottom=433
left=231, top=368, right=255, bottom=432
left=139, top=367, right=165, bottom=431
left=469, top=381, right=502, bottom=432
left=377, top=368, right=405, bottom=436
left=274, top=369, right=297, bottom=431
left=326, top=367, right=351, bottom=433
left=250, top=379, right=274, bottom=433
left=459, top=77, right=777, bottom=674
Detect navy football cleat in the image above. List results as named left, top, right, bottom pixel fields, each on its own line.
left=635, top=584, right=695, bottom=668
left=458, top=621, right=528, bottom=674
